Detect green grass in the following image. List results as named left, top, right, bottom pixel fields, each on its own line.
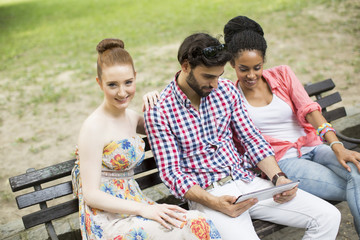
left=0, top=0, right=329, bottom=74
left=0, top=0, right=354, bottom=116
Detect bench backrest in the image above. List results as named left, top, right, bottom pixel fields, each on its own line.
left=304, top=78, right=346, bottom=122
left=8, top=138, right=160, bottom=235
left=304, top=79, right=358, bottom=150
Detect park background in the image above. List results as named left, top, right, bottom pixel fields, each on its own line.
left=0, top=0, right=359, bottom=238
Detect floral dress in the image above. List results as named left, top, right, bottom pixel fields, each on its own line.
left=72, top=135, right=222, bottom=240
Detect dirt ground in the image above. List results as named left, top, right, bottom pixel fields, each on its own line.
left=1, top=0, right=359, bottom=237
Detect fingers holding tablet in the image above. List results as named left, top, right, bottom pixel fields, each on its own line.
left=273, top=179, right=299, bottom=203
left=233, top=181, right=300, bottom=204
left=232, top=198, right=258, bottom=217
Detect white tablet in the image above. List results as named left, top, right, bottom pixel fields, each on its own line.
left=234, top=181, right=299, bottom=204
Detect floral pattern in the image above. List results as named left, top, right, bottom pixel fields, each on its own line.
left=113, top=236, right=124, bottom=240
left=72, top=135, right=222, bottom=240
left=126, top=227, right=148, bottom=240
left=110, top=154, right=129, bottom=170
left=103, top=142, right=120, bottom=155
left=113, top=179, right=125, bottom=189
left=190, top=217, right=210, bottom=240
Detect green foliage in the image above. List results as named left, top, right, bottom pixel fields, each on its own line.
left=0, top=0, right=355, bottom=112
left=0, top=0, right=326, bottom=72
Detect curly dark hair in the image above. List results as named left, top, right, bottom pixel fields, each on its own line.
left=224, top=16, right=267, bottom=64
left=177, top=33, right=232, bottom=68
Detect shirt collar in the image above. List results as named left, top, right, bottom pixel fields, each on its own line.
left=172, top=70, right=193, bottom=108
left=262, top=69, right=279, bottom=90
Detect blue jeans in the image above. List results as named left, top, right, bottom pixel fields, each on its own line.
left=278, top=144, right=360, bottom=235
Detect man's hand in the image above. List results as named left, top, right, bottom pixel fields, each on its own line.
left=273, top=177, right=298, bottom=204
left=214, top=195, right=258, bottom=218
left=184, top=185, right=257, bottom=218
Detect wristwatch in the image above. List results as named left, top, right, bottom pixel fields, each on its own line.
left=272, top=172, right=287, bottom=185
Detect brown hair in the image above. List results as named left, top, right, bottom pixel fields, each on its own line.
left=96, top=38, right=134, bottom=80
left=177, top=33, right=231, bottom=68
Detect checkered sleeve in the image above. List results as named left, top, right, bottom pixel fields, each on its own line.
left=144, top=107, right=198, bottom=199
left=228, top=82, right=274, bottom=165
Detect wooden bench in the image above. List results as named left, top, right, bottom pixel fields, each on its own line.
left=8, top=78, right=360, bottom=240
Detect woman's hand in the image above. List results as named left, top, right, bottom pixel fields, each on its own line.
left=273, top=177, right=298, bottom=204
left=305, top=111, right=360, bottom=172
left=139, top=203, right=187, bottom=229
left=333, top=145, right=360, bottom=172
left=142, top=91, right=160, bottom=112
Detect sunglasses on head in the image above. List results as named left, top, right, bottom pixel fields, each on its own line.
left=202, top=44, right=226, bottom=58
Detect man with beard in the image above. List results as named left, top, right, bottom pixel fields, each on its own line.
left=144, top=33, right=340, bottom=239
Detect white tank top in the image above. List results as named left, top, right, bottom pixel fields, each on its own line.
left=238, top=85, right=315, bottom=159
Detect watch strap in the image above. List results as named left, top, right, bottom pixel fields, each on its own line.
left=272, top=172, right=287, bottom=185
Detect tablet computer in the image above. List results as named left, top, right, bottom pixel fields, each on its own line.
left=233, top=181, right=299, bottom=204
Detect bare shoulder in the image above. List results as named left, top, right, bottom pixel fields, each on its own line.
left=126, top=108, right=141, bottom=122
left=126, top=109, right=144, bottom=134
left=78, top=110, right=107, bottom=143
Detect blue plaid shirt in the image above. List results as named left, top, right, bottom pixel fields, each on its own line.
left=145, top=72, right=274, bottom=199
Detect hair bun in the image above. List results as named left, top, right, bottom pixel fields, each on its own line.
left=224, top=16, right=264, bottom=43
left=96, top=38, right=125, bottom=54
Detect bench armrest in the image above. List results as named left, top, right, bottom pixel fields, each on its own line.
left=336, top=132, right=360, bottom=144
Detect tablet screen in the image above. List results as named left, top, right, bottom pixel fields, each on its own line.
left=233, top=181, right=299, bottom=204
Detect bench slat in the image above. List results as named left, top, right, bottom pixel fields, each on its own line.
left=136, top=172, right=163, bottom=189
left=22, top=199, right=78, bottom=229
left=9, top=159, right=76, bottom=192
left=322, top=107, right=347, bottom=122
left=143, top=136, right=151, bottom=151
left=16, top=181, right=73, bottom=209
left=315, top=92, right=342, bottom=109
left=304, top=78, right=334, bottom=96
left=253, top=220, right=286, bottom=238
left=134, top=157, right=157, bottom=175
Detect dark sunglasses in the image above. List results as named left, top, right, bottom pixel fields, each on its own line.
left=202, top=44, right=226, bottom=58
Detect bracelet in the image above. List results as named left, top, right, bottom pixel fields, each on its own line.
left=329, top=141, right=344, bottom=149
left=271, top=172, right=287, bottom=185
left=316, top=123, right=332, bottom=136
left=319, top=127, right=336, bottom=142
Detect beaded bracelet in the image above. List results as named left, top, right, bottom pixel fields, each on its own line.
left=316, top=123, right=332, bottom=136
left=319, top=126, right=336, bottom=142
left=316, top=123, right=336, bottom=142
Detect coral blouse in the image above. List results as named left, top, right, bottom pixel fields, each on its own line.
left=234, top=65, right=323, bottom=161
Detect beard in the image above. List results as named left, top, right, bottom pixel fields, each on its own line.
left=186, top=70, right=213, bottom=97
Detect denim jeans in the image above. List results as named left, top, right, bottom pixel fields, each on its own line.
left=278, top=144, right=360, bottom=235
